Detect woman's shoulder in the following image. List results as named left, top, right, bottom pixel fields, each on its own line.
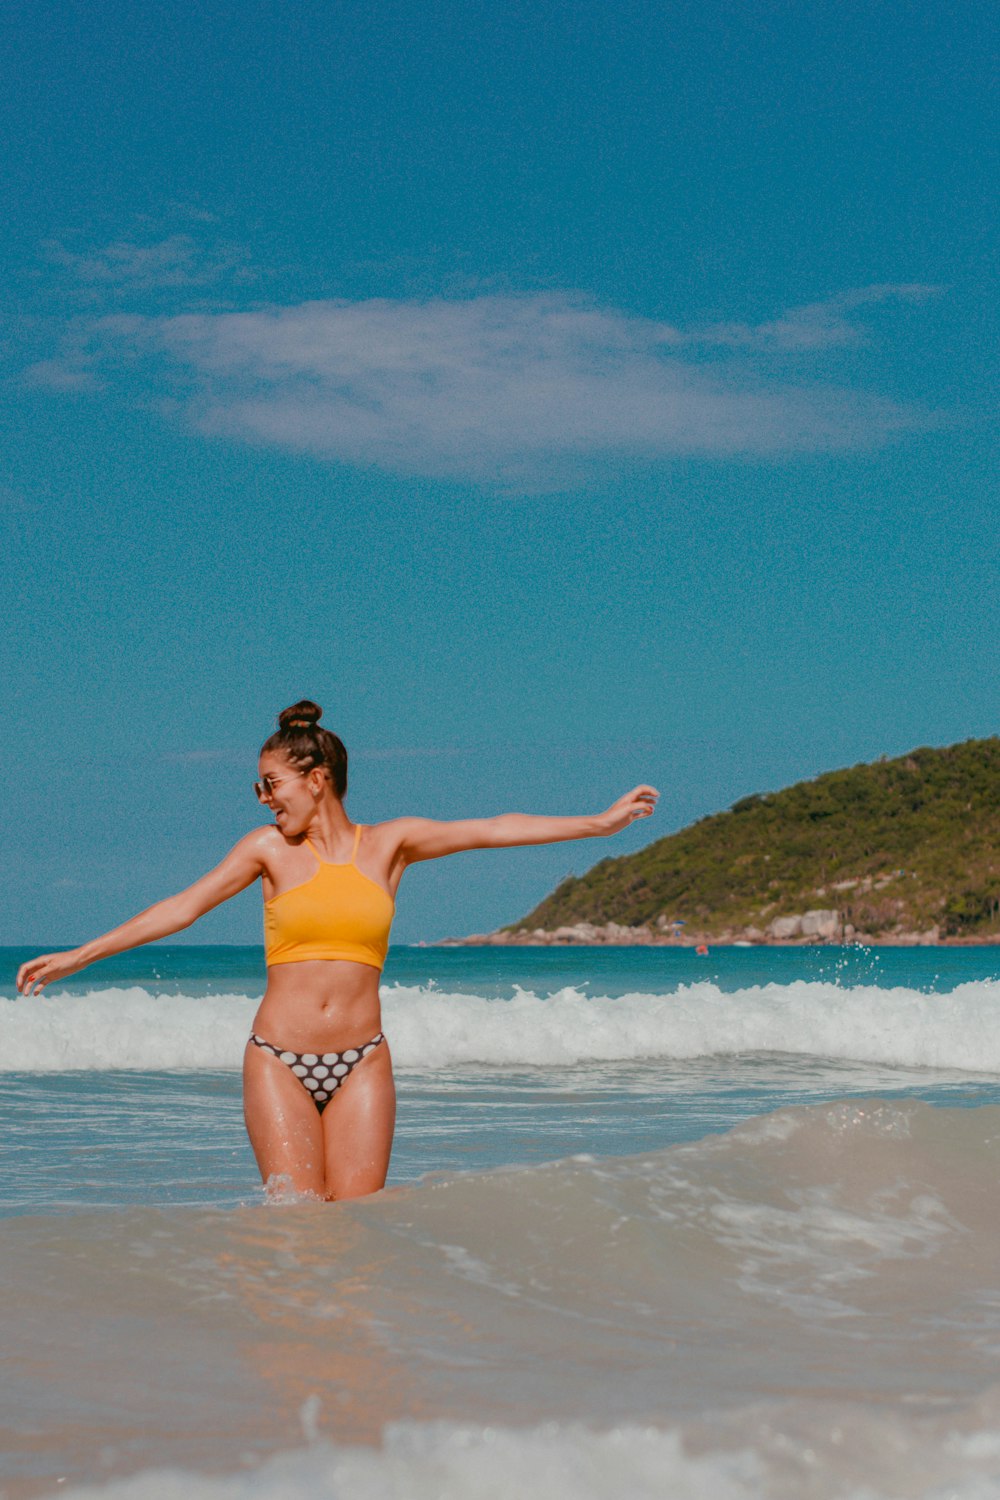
left=247, top=823, right=289, bottom=849
left=361, top=816, right=429, bottom=870
left=364, top=815, right=430, bottom=847
left=242, top=823, right=304, bottom=868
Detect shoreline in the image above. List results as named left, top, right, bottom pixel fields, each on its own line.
left=435, top=925, right=1000, bottom=949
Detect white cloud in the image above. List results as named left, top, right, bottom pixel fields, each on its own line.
left=696, top=283, right=940, bottom=351
left=41, top=233, right=253, bottom=293
left=82, top=287, right=933, bottom=489
left=23, top=357, right=103, bottom=393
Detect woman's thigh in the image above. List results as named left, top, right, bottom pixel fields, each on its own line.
left=242, top=1040, right=327, bottom=1197
left=322, top=1042, right=396, bottom=1201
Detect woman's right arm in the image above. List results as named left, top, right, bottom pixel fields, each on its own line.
left=16, top=829, right=272, bottom=996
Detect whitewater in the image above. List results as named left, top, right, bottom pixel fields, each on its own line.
left=2, top=943, right=1000, bottom=1498
left=4, top=974, right=1000, bottom=1073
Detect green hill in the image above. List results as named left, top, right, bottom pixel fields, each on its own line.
left=509, top=737, right=1000, bottom=942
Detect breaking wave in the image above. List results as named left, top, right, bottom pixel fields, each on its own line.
left=2, top=977, right=1000, bottom=1074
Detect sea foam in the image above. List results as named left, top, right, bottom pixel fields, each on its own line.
left=51, top=1417, right=1000, bottom=1500
left=2, top=978, right=1000, bottom=1073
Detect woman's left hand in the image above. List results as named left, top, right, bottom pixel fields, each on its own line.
left=598, top=785, right=659, bottom=835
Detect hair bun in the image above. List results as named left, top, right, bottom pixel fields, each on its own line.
left=278, top=699, right=323, bottom=732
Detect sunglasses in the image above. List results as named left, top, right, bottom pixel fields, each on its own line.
left=253, top=770, right=309, bottom=803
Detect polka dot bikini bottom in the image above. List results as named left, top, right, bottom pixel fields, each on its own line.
left=250, top=1031, right=385, bottom=1113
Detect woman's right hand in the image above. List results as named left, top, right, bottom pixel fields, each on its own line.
left=16, top=950, right=85, bottom=996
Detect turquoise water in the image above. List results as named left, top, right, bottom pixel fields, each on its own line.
left=6, top=937, right=997, bottom=997
left=1, top=943, right=998, bottom=1215
left=4, top=943, right=1000, bottom=1496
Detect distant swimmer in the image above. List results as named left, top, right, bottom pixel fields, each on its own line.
left=16, top=700, right=658, bottom=1203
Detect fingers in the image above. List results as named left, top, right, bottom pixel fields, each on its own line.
left=603, top=785, right=659, bottom=829
left=630, top=785, right=659, bottom=816
left=16, top=957, right=51, bottom=996
left=615, top=786, right=658, bottom=805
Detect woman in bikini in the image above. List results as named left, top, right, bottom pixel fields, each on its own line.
left=16, top=700, right=658, bottom=1202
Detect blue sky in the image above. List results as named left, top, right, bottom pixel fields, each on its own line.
left=2, top=0, right=996, bottom=945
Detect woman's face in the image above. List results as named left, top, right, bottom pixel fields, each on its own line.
left=256, top=753, right=324, bottom=836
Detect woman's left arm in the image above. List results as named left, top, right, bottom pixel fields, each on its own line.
left=395, top=784, right=658, bottom=865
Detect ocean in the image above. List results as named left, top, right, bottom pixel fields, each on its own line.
left=2, top=942, right=1000, bottom=1499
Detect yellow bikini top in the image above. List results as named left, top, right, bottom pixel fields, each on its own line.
left=263, top=823, right=395, bottom=971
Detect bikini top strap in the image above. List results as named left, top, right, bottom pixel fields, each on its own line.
left=304, top=830, right=362, bottom=865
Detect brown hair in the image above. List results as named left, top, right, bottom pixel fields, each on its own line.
left=260, top=699, right=348, bottom=799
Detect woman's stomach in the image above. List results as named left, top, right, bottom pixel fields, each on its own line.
left=252, top=959, right=383, bottom=1049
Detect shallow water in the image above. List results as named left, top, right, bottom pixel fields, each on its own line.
left=4, top=1101, right=1000, bottom=1498
left=2, top=945, right=1000, bottom=1497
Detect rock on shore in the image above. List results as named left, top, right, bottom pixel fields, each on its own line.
left=437, top=909, right=944, bottom=948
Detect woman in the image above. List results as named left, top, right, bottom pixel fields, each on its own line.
left=16, top=701, right=658, bottom=1202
